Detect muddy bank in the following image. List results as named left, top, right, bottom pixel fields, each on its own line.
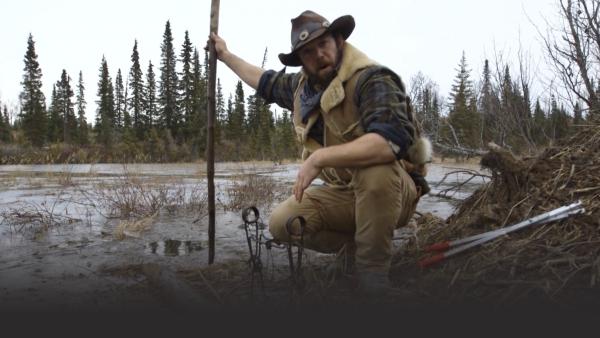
left=0, top=161, right=486, bottom=311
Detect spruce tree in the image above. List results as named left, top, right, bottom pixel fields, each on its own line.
left=230, top=81, right=246, bottom=157
left=275, top=109, right=296, bottom=159
left=245, top=87, right=274, bottom=159
left=500, top=66, right=534, bottom=150
left=57, top=69, right=76, bottom=144
left=246, top=93, right=260, bottom=156
left=573, top=102, right=583, bottom=126
left=225, top=94, right=233, bottom=140
left=222, top=94, right=235, bottom=158
left=118, top=79, right=132, bottom=136
left=426, top=87, right=441, bottom=140
left=191, top=49, right=207, bottom=153
left=178, top=31, right=195, bottom=142
left=0, top=104, right=10, bottom=143
left=47, top=85, right=61, bottom=143
left=556, top=104, right=571, bottom=140
left=431, top=95, right=440, bottom=140
left=479, top=59, right=500, bottom=144
left=258, top=103, right=274, bottom=160
left=549, top=95, right=570, bottom=141
left=215, top=78, right=225, bottom=143
left=158, top=20, right=180, bottom=140
left=128, top=40, right=145, bottom=140
left=203, top=50, right=210, bottom=85
left=19, top=34, right=47, bottom=147
left=522, top=83, right=532, bottom=120
left=0, top=103, right=6, bottom=142
left=76, top=71, right=88, bottom=145
left=95, top=56, right=115, bottom=147
left=245, top=86, right=275, bottom=160
left=520, top=82, right=535, bottom=150
left=114, top=69, right=126, bottom=130
left=498, top=66, right=514, bottom=146
left=446, top=52, right=480, bottom=149
left=145, top=60, right=157, bottom=131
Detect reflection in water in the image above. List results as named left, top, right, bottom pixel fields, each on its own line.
left=1, top=162, right=486, bottom=260
left=146, top=239, right=203, bottom=256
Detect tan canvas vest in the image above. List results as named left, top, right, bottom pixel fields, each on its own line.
left=292, top=43, right=426, bottom=188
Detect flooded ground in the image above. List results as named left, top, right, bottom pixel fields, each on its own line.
left=0, top=161, right=488, bottom=311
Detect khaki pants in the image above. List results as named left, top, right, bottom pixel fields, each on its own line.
left=269, top=161, right=419, bottom=274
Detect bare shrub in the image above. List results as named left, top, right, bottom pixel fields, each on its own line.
left=221, top=173, right=290, bottom=212
left=56, top=171, right=74, bottom=187
left=44, top=165, right=76, bottom=187
left=58, top=163, right=78, bottom=187
left=82, top=171, right=208, bottom=220
left=187, top=185, right=209, bottom=214
left=0, top=200, right=81, bottom=235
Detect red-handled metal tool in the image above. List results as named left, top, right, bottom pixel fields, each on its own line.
left=419, top=201, right=585, bottom=268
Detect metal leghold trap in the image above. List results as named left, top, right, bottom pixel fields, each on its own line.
left=241, top=206, right=306, bottom=295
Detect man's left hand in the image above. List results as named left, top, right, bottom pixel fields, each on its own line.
left=293, top=152, right=322, bottom=203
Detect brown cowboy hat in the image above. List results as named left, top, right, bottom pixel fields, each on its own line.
left=278, top=10, right=355, bottom=67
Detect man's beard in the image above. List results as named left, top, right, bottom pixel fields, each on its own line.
left=308, top=67, right=337, bottom=87
left=306, top=47, right=343, bottom=87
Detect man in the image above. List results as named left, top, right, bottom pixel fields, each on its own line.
left=210, top=10, right=431, bottom=293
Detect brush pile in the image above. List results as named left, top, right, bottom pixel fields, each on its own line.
left=392, top=125, right=600, bottom=305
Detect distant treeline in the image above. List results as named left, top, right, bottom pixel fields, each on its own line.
left=0, top=21, right=298, bottom=164
left=410, top=54, right=589, bottom=158
left=412, top=0, right=600, bottom=157
left=2, top=1, right=600, bottom=164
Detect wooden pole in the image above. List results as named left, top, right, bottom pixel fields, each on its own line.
left=207, top=0, right=220, bottom=265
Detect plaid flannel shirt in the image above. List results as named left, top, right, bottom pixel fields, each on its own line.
left=257, top=66, right=416, bottom=160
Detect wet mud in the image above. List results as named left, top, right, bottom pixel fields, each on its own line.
left=0, top=161, right=484, bottom=311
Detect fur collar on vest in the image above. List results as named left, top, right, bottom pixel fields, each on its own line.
left=320, top=42, right=378, bottom=113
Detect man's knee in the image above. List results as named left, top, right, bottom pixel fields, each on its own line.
left=268, top=201, right=293, bottom=241
left=353, top=164, right=402, bottom=197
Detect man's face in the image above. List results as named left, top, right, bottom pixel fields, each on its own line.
left=298, top=33, right=343, bottom=86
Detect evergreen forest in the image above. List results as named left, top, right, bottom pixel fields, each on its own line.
left=1, top=0, right=598, bottom=164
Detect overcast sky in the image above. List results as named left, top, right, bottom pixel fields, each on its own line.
left=0, top=0, right=559, bottom=122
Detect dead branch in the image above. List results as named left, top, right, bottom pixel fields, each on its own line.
left=433, top=141, right=487, bottom=158
left=430, top=169, right=491, bottom=200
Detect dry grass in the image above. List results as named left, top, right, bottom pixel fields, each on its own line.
left=41, top=169, right=76, bottom=187
left=177, top=257, right=337, bottom=305
left=82, top=170, right=208, bottom=220
left=0, top=173, right=17, bottom=189
left=113, top=213, right=157, bottom=240
left=56, top=165, right=76, bottom=187
left=221, top=172, right=291, bottom=212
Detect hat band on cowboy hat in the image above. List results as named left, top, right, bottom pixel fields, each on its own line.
left=278, top=10, right=355, bottom=67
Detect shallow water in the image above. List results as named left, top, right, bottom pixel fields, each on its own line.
left=0, top=161, right=487, bottom=309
